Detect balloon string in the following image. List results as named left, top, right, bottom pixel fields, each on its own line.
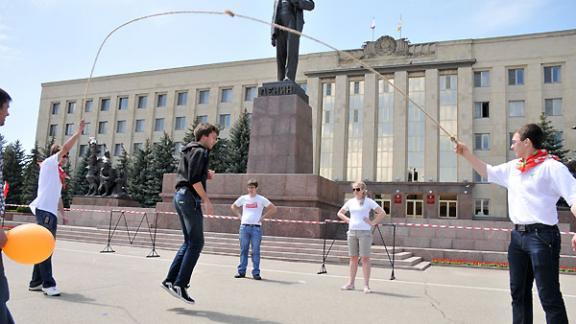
left=82, top=9, right=456, bottom=142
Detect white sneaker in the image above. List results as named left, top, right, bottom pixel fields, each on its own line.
left=42, top=286, right=61, bottom=296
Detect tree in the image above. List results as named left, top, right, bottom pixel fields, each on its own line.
left=182, top=119, right=200, bottom=144
left=538, top=113, right=570, bottom=161
left=127, top=140, right=153, bottom=207
left=2, top=141, right=26, bottom=205
left=114, top=145, right=131, bottom=196
left=61, top=159, right=73, bottom=207
left=143, top=133, right=177, bottom=207
left=21, top=143, right=41, bottom=204
left=209, top=138, right=230, bottom=173
left=226, top=110, right=251, bottom=173
left=71, top=149, right=90, bottom=196
left=41, top=136, right=56, bottom=160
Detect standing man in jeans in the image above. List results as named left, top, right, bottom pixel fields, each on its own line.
left=455, top=123, right=576, bottom=324
left=162, top=123, right=219, bottom=304
left=0, top=88, right=14, bottom=323
left=29, top=119, right=84, bottom=297
left=231, top=179, right=277, bottom=280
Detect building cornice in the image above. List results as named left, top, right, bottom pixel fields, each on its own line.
left=304, top=59, right=477, bottom=78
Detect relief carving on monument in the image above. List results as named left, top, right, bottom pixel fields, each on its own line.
left=338, top=36, right=436, bottom=64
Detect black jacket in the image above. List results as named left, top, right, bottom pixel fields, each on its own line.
left=174, top=142, right=210, bottom=198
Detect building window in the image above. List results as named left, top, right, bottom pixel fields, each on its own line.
left=174, top=142, right=183, bottom=155
left=474, top=71, right=490, bottom=87
left=116, top=120, right=126, bottom=133
left=118, top=97, right=129, bottom=110
left=407, top=76, right=425, bottom=182
left=113, top=144, right=124, bottom=156
left=67, top=101, right=76, bottom=114
left=473, top=170, right=487, bottom=182
left=84, top=100, right=93, bottom=112
left=133, top=143, right=143, bottom=153
left=83, top=122, right=90, bottom=135
left=218, top=114, right=231, bottom=129
left=65, top=123, right=74, bottom=136
left=440, top=74, right=455, bottom=90
left=51, top=102, right=60, bottom=115
left=79, top=145, right=88, bottom=157
left=374, top=194, right=391, bottom=214
left=156, top=93, right=167, bottom=108
left=406, top=194, right=423, bottom=218
left=544, top=98, right=562, bottom=116
left=439, top=195, right=458, bottom=218
left=176, top=91, right=188, bottom=106
left=49, top=124, right=57, bottom=136
left=137, top=95, right=147, bottom=109
left=508, top=68, right=524, bottom=85
left=135, top=119, right=145, bottom=132
left=347, top=80, right=364, bottom=181
left=244, top=86, right=257, bottom=102
left=544, top=65, right=561, bottom=84
left=100, top=98, right=110, bottom=111
left=98, top=121, right=108, bottom=134
left=221, top=88, right=233, bottom=103
left=320, top=82, right=335, bottom=179
left=508, top=100, right=525, bottom=117
left=154, top=118, right=165, bottom=132
left=439, top=74, right=458, bottom=182
left=175, top=117, right=186, bottom=130
left=474, top=101, right=489, bottom=118
left=474, top=133, right=490, bottom=151
left=196, top=115, right=208, bottom=124
left=198, top=90, right=210, bottom=104
left=475, top=199, right=490, bottom=216
left=377, top=78, right=394, bottom=181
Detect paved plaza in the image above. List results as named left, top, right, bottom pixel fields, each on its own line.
left=3, top=240, right=576, bottom=323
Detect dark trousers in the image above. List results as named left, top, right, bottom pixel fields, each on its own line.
left=30, top=209, right=57, bottom=288
left=508, top=227, right=568, bottom=324
left=0, top=258, right=14, bottom=324
left=165, top=188, right=204, bottom=288
left=275, top=8, right=300, bottom=81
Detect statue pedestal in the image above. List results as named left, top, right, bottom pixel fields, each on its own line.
left=247, top=81, right=313, bottom=174
left=72, top=196, right=139, bottom=207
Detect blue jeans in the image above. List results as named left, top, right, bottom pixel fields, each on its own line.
left=237, top=225, right=262, bottom=276
left=508, top=226, right=568, bottom=324
left=165, top=188, right=204, bottom=288
left=30, top=209, right=57, bottom=288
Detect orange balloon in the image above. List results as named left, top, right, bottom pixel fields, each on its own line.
left=3, top=224, right=55, bottom=265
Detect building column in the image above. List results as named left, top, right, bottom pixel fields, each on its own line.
left=307, top=77, right=322, bottom=175
left=457, top=67, right=473, bottom=181
left=332, top=75, right=349, bottom=181
left=392, top=71, right=407, bottom=181
left=362, top=73, right=378, bottom=181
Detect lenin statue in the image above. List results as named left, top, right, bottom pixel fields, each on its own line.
left=271, top=0, right=315, bottom=81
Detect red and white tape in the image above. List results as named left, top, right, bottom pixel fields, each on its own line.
left=5, top=204, right=575, bottom=236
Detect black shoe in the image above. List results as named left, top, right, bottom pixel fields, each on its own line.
left=171, top=285, right=195, bottom=304
left=253, top=274, right=262, bottom=280
left=161, top=280, right=173, bottom=294
left=234, top=273, right=245, bottom=278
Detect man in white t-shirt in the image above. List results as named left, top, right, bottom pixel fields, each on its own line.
left=231, top=179, right=277, bottom=280
left=456, top=123, right=576, bottom=324
left=29, top=120, right=85, bottom=297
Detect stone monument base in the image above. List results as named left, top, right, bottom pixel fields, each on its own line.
left=156, top=173, right=343, bottom=239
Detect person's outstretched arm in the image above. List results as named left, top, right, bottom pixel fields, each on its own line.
left=59, top=120, right=85, bottom=159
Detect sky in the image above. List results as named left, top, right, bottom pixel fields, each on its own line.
left=1, top=0, right=575, bottom=152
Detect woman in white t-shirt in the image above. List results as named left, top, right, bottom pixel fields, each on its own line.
left=337, top=181, right=386, bottom=294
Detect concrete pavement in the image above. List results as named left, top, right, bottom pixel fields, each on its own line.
left=3, top=240, right=576, bottom=323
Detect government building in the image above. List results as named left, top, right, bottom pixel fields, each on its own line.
left=36, top=29, right=576, bottom=220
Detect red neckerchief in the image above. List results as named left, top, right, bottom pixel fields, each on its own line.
left=517, top=149, right=559, bottom=173
left=58, top=164, right=69, bottom=189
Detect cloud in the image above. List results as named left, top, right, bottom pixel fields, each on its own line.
left=0, top=18, right=20, bottom=63
left=473, top=0, right=549, bottom=32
